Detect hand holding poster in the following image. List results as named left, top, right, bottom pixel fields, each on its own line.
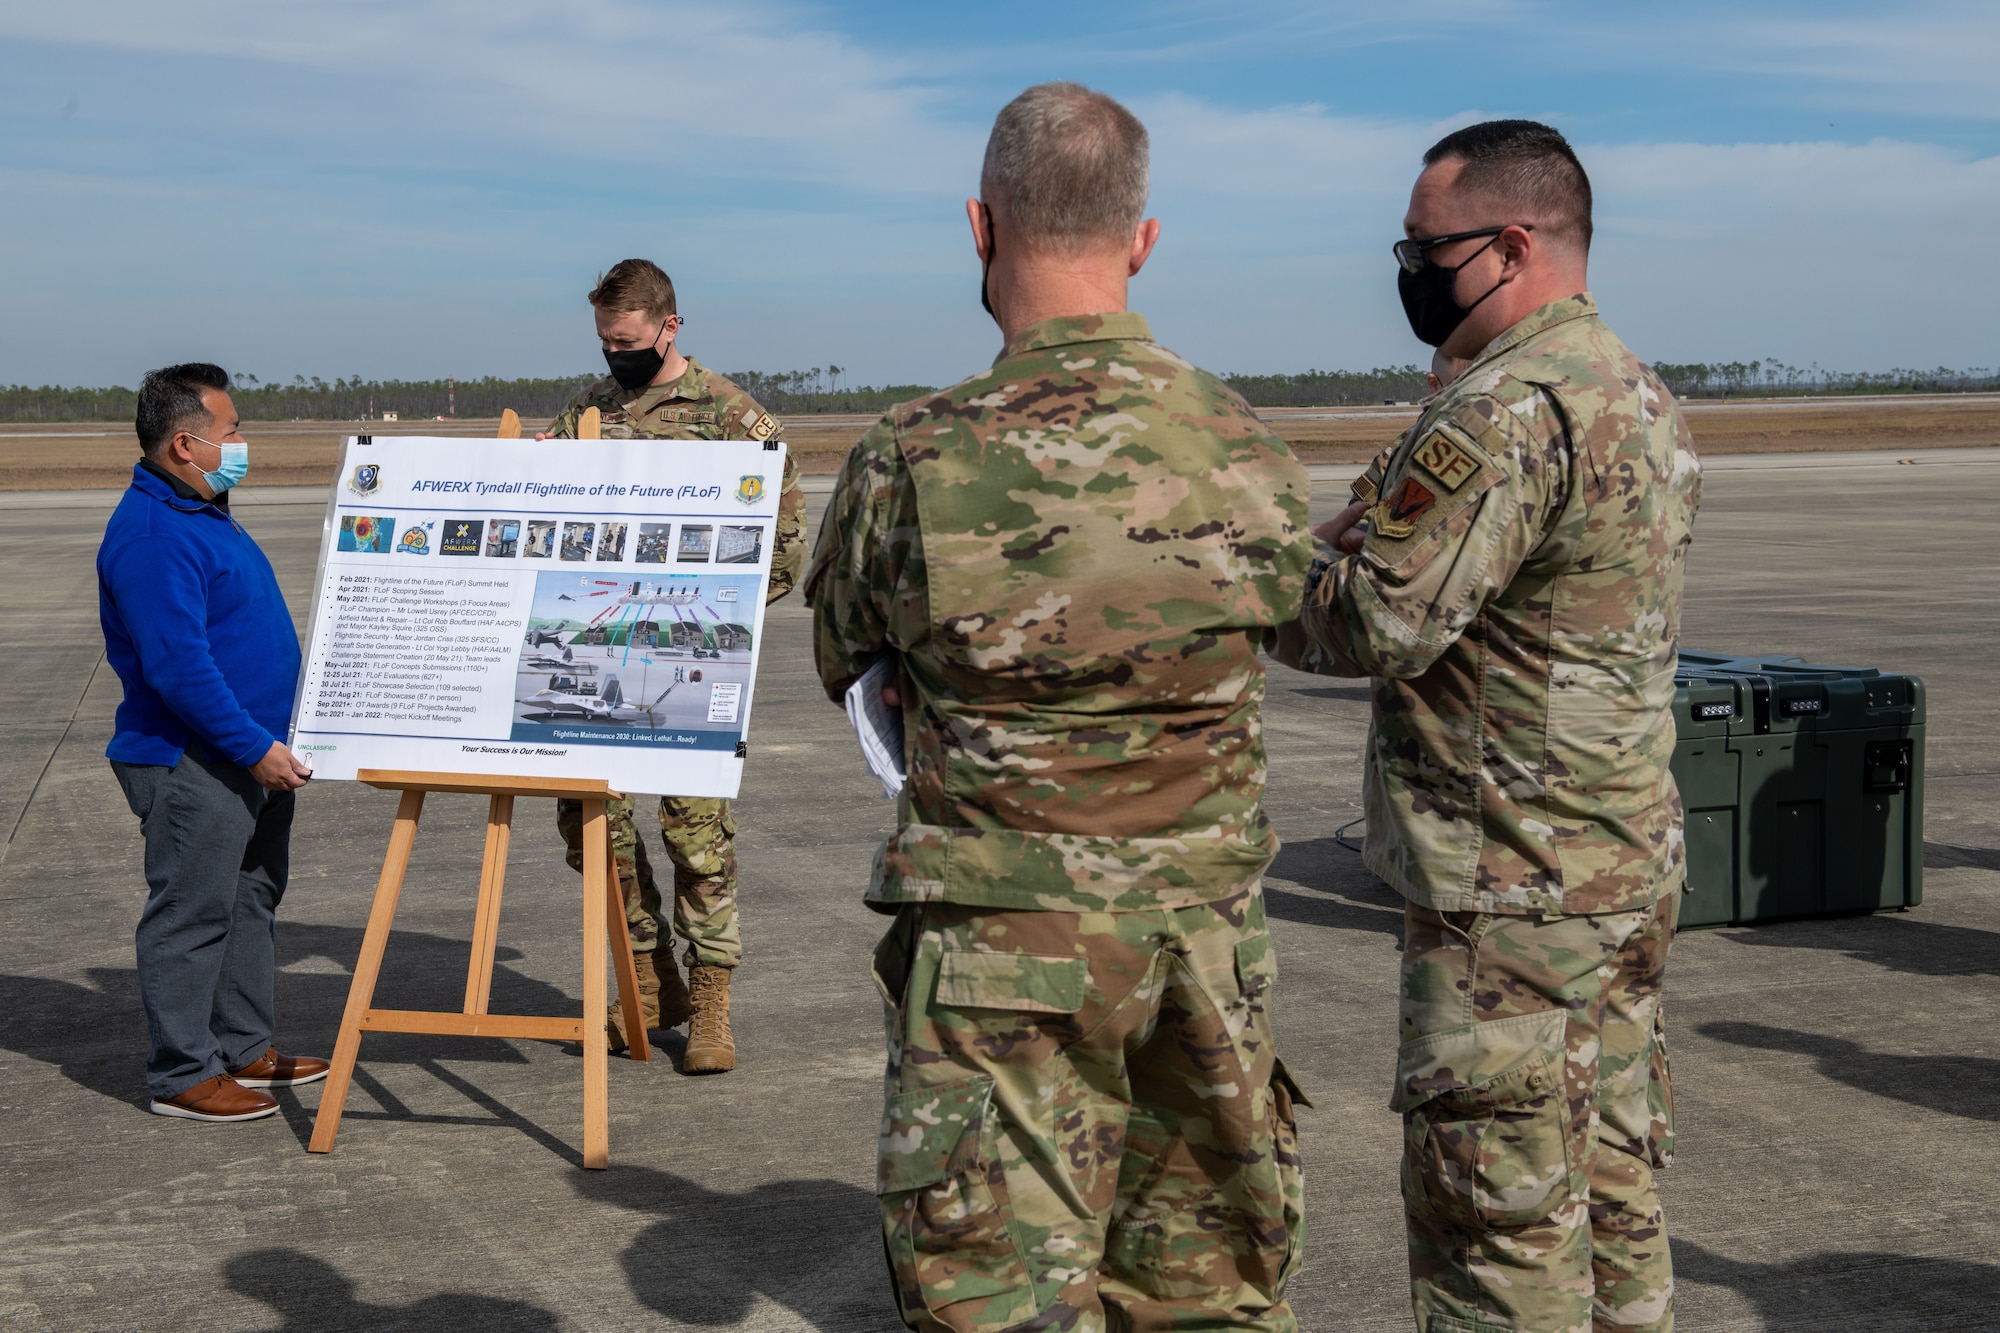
left=290, top=434, right=783, bottom=797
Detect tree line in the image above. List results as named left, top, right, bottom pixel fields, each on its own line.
left=0, top=369, right=929, bottom=423
left=1222, top=366, right=1432, bottom=406
left=1648, top=360, right=1998, bottom=398
left=722, top=367, right=936, bottom=416
left=2, top=360, right=1994, bottom=422
left=0, top=374, right=597, bottom=424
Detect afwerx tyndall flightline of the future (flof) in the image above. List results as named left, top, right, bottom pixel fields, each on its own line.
left=288, top=434, right=784, bottom=798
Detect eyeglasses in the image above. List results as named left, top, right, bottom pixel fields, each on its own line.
left=1393, top=224, right=1533, bottom=275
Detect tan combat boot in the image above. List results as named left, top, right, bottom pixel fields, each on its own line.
left=682, top=964, right=736, bottom=1074
left=606, top=949, right=692, bottom=1052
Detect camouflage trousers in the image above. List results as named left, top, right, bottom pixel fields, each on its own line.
left=871, top=889, right=1306, bottom=1332
left=555, top=794, right=740, bottom=968
left=1396, top=892, right=1678, bottom=1333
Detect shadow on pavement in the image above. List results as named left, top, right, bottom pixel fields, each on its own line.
left=276, top=919, right=582, bottom=1019
left=573, top=1165, right=892, bottom=1330
left=1926, top=841, right=2000, bottom=872
left=1264, top=837, right=1404, bottom=938
left=1675, top=1238, right=2000, bottom=1329
left=1698, top=1020, right=2000, bottom=1122
left=1290, top=685, right=1373, bottom=703
left=226, top=1247, right=558, bottom=1331
left=0, top=922, right=583, bottom=1107
left=1710, top=914, right=2000, bottom=978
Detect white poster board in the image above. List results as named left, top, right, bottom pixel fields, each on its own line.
left=289, top=434, right=783, bottom=797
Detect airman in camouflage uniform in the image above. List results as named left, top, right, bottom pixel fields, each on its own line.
left=811, top=300, right=1315, bottom=1325
left=1277, top=120, right=1700, bottom=1333
left=546, top=352, right=806, bottom=1070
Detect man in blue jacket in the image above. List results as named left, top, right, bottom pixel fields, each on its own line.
left=99, top=363, right=323, bottom=1123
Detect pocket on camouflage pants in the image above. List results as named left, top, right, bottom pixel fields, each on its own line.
left=878, top=1075, right=1035, bottom=1331
left=1393, top=1009, right=1572, bottom=1232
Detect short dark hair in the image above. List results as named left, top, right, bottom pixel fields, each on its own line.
left=135, top=363, right=231, bottom=458
left=588, top=259, right=677, bottom=319
left=1423, top=119, right=1592, bottom=253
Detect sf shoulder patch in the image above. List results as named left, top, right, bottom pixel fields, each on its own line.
left=743, top=408, right=779, bottom=442
left=1362, top=419, right=1506, bottom=564
left=1411, top=432, right=1482, bottom=491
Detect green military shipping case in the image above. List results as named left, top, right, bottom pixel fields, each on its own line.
left=1670, top=651, right=1925, bottom=927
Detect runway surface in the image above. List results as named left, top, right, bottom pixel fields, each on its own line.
left=2, top=457, right=1996, bottom=1330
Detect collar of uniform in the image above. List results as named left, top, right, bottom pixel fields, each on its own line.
left=998, top=311, right=1154, bottom=361
left=618, top=355, right=712, bottom=414
left=1468, top=292, right=1598, bottom=371
left=137, top=455, right=228, bottom=511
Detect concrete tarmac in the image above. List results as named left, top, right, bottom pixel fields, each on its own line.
left=3, top=453, right=1997, bottom=1331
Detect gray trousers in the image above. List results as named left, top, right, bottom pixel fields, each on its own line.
left=112, top=748, right=295, bottom=1100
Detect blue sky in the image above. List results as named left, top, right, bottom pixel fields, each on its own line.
left=1, top=1, right=1994, bottom=389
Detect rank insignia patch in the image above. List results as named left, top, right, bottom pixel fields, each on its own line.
left=1412, top=433, right=1482, bottom=491
left=1372, top=476, right=1437, bottom=538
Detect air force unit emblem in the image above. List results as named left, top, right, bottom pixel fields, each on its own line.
left=735, top=474, right=765, bottom=505
left=347, top=462, right=381, bottom=496
left=1371, top=476, right=1437, bottom=539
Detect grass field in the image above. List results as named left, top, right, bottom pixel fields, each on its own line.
left=3, top=396, right=1996, bottom=490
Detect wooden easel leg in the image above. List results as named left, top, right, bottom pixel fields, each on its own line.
left=463, top=794, right=513, bottom=1014
left=580, top=797, right=610, bottom=1169
left=310, top=789, right=426, bottom=1154
left=609, top=872, right=650, bottom=1064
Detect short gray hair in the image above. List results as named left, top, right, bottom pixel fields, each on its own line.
left=981, top=83, right=1149, bottom=251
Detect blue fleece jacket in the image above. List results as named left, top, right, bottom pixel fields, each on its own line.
left=98, top=463, right=302, bottom=769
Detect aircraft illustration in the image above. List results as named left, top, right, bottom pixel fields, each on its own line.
left=525, top=620, right=572, bottom=648
left=523, top=645, right=586, bottom=671
left=517, top=673, right=680, bottom=727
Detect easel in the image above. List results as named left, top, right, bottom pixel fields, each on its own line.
left=496, top=405, right=599, bottom=440
left=308, top=769, right=648, bottom=1169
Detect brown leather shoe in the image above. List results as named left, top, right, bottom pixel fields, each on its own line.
left=227, top=1048, right=331, bottom=1088
left=150, top=1073, right=279, bottom=1122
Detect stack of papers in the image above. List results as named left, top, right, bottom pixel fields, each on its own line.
left=843, top=655, right=907, bottom=800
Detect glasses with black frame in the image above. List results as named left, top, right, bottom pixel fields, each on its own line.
left=1392, top=224, right=1534, bottom=275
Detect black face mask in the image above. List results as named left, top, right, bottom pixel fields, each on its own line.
left=604, top=319, right=669, bottom=390
left=979, top=203, right=997, bottom=321
left=1397, top=235, right=1505, bottom=348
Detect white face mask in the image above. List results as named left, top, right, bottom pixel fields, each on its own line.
left=186, top=433, right=250, bottom=493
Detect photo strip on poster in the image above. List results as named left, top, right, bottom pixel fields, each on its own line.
left=289, top=435, right=785, bottom=797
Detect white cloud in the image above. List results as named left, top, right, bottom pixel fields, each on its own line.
left=0, top=0, right=980, bottom=193
left=0, top=1, right=1992, bottom=384
left=1139, top=93, right=1432, bottom=207
left=1689, top=2, right=2000, bottom=121
left=1587, top=137, right=2000, bottom=365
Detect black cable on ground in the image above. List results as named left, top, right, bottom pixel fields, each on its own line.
left=1334, top=816, right=1366, bottom=852
left=3, top=650, right=103, bottom=865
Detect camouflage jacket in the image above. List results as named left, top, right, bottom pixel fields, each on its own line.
left=805, top=312, right=1314, bottom=913
left=546, top=356, right=807, bottom=602
left=1276, top=294, right=1701, bottom=915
